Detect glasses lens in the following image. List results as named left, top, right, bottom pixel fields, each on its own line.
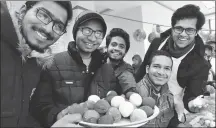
left=37, top=9, right=51, bottom=24
left=82, top=27, right=92, bottom=36
left=95, top=31, right=103, bottom=39
left=53, top=23, right=65, bottom=35
left=174, top=26, right=183, bottom=34
left=185, top=28, right=196, bottom=35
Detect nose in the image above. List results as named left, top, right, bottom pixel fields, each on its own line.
left=87, top=32, right=97, bottom=42
left=42, top=22, right=54, bottom=33
left=157, top=68, right=165, bottom=75
left=180, top=29, right=188, bottom=36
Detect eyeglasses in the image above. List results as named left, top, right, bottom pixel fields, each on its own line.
left=79, top=27, right=104, bottom=39
left=36, top=8, right=66, bottom=36
left=173, top=26, right=197, bottom=35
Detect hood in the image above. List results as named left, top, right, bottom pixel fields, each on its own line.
left=160, top=28, right=205, bottom=57
left=3, top=3, right=54, bottom=69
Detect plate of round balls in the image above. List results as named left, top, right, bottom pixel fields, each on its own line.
left=67, top=91, right=160, bottom=127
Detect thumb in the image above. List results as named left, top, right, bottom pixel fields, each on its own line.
left=62, top=113, right=82, bottom=123
left=196, top=95, right=204, bottom=99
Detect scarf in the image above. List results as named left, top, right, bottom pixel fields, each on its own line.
left=166, top=37, right=195, bottom=58
left=11, top=8, right=54, bottom=69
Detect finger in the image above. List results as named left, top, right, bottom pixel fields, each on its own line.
left=197, top=95, right=204, bottom=98
left=62, top=114, right=82, bottom=123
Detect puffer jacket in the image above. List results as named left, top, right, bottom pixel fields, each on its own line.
left=137, top=75, right=175, bottom=127
left=135, top=29, right=210, bottom=111
left=29, top=41, right=120, bottom=127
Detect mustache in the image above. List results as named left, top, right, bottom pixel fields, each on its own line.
left=33, top=26, right=53, bottom=40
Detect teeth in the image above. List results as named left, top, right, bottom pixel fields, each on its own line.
left=179, top=38, right=187, bottom=41
left=86, top=43, right=93, bottom=46
left=36, top=31, right=47, bottom=40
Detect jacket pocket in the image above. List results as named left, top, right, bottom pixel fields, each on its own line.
left=1, top=103, right=16, bottom=117
left=55, top=80, right=84, bottom=104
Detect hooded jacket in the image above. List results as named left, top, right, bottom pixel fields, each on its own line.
left=1, top=3, right=46, bottom=127
left=135, top=29, right=210, bottom=111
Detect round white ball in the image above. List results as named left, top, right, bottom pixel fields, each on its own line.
left=88, top=95, right=100, bottom=103
left=111, top=96, right=125, bottom=108
left=129, top=93, right=142, bottom=107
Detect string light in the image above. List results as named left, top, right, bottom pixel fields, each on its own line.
left=101, top=13, right=215, bottom=32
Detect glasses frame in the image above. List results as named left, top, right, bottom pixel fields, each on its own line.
left=173, top=26, right=197, bottom=35
left=78, top=27, right=104, bottom=39
left=36, top=8, right=66, bottom=36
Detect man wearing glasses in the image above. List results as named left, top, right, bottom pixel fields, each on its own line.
left=30, top=10, right=112, bottom=127
left=135, top=4, right=210, bottom=127
left=1, top=1, right=72, bottom=127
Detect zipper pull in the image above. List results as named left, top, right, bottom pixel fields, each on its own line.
left=86, top=66, right=89, bottom=73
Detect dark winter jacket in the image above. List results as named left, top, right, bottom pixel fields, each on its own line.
left=135, top=29, right=210, bottom=111
left=29, top=41, right=123, bottom=127
left=111, top=60, right=137, bottom=94
left=1, top=3, right=41, bottom=127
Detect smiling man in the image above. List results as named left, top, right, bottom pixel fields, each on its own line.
left=105, top=28, right=137, bottom=94
left=135, top=4, right=210, bottom=127
left=137, top=50, right=175, bottom=127
left=1, top=1, right=72, bottom=127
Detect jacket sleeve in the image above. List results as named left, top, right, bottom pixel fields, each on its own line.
left=134, top=38, right=160, bottom=83
left=183, top=64, right=210, bottom=112
left=117, top=70, right=137, bottom=94
left=29, top=69, right=66, bottom=127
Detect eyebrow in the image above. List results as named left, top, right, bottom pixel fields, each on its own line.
left=39, top=7, right=65, bottom=24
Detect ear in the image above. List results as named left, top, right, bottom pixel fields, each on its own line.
left=16, top=4, right=27, bottom=20
left=146, top=65, right=149, bottom=74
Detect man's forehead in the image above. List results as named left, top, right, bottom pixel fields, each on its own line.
left=152, top=56, right=172, bottom=65
left=32, top=1, right=67, bottom=23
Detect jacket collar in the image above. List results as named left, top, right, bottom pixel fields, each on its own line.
left=67, top=41, right=105, bottom=72
left=144, top=74, right=171, bottom=95
left=160, top=28, right=205, bottom=57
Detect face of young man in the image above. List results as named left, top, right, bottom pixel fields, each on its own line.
left=172, top=18, right=197, bottom=50
left=209, top=43, right=215, bottom=58
left=146, top=55, right=172, bottom=86
left=107, top=36, right=127, bottom=61
left=204, top=48, right=212, bottom=61
left=21, top=1, right=68, bottom=52
left=76, top=20, right=104, bottom=53
left=132, top=58, right=139, bottom=65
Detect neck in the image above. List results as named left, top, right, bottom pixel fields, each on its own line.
left=79, top=51, right=92, bottom=59
left=108, top=58, right=121, bottom=67
left=146, top=74, right=162, bottom=92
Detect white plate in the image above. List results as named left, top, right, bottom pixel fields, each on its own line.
left=79, top=106, right=160, bottom=127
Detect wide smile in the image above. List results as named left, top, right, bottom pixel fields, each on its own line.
left=36, top=31, right=48, bottom=40
left=178, top=37, right=188, bottom=41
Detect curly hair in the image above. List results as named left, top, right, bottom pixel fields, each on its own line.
left=25, top=1, right=72, bottom=26
left=171, top=4, right=205, bottom=31
left=106, top=28, right=130, bottom=52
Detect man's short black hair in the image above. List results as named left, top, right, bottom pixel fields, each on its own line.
left=171, top=4, right=205, bottom=31
left=147, top=50, right=173, bottom=67
left=106, top=28, right=130, bottom=53
left=25, top=1, right=72, bottom=26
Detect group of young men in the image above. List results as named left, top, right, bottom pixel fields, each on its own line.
left=1, top=1, right=213, bottom=127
